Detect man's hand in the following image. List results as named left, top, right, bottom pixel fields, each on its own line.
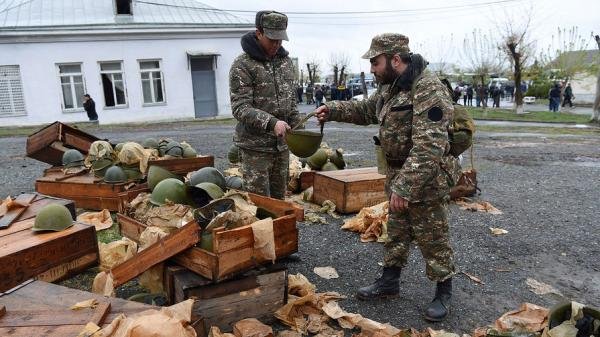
left=390, top=193, right=408, bottom=213
left=274, top=120, right=291, bottom=137
left=315, top=105, right=330, bottom=123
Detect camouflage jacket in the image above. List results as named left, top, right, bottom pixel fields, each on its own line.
left=324, top=70, right=455, bottom=202
left=229, top=32, right=301, bottom=153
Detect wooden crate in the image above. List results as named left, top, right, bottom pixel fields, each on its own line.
left=313, top=167, right=387, bottom=213
left=164, top=265, right=287, bottom=333
left=299, top=171, right=316, bottom=191
left=26, top=121, right=101, bottom=166
left=12, top=193, right=76, bottom=223
left=119, top=193, right=298, bottom=282
left=148, top=156, right=214, bottom=175
left=35, top=168, right=134, bottom=211
left=0, top=219, right=98, bottom=292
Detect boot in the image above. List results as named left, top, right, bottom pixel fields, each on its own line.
left=424, top=278, right=452, bottom=322
left=356, top=266, right=401, bottom=300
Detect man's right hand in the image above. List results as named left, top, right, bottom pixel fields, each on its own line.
left=315, top=105, right=330, bottom=123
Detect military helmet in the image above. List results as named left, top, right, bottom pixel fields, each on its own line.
left=182, top=144, right=198, bottom=158
left=548, top=301, right=600, bottom=331
left=157, top=138, right=173, bottom=156
left=193, top=198, right=235, bottom=228
left=225, top=175, right=243, bottom=190
left=91, top=158, right=114, bottom=178
left=104, top=165, right=128, bottom=184
left=195, top=182, right=224, bottom=200
left=321, top=161, right=339, bottom=171
left=307, top=148, right=328, bottom=170
left=228, top=144, right=240, bottom=164
left=114, top=142, right=125, bottom=152
left=150, top=178, right=190, bottom=206
left=32, top=204, right=74, bottom=232
left=62, top=149, right=85, bottom=167
left=328, top=149, right=346, bottom=169
left=189, top=167, right=226, bottom=190
left=286, top=130, right=322, bottom=158
left=142, top=137, right=159, bottom=149
left=165, top=141, right=183, bottom=157
left=147, top=165, right=181, bottom=191
left=120, top=163, right=143, bottom=181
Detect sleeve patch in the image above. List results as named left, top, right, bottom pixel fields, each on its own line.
left=427, top=106, right=443, bottom=122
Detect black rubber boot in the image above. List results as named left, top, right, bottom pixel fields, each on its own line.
left=356, top=266, right=401, bottom=300
left=424, top=278, right=452, bottom=322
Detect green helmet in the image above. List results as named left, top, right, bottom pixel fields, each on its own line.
left=189, top=167, right=226, bottom=190
left=199, top=232, right=213, bottom=252
left=285, top=130, right=322, bottom=158
left=328, top=149, right=346, bottom=169
left=147, top=165, right=181, bottom=191
left=164, top=141, right=183, bottom=157
left=157, top=138, right=173, bottom=156
left=104, top=165, right=128, bottom=184
left=228, top=144, right=240, bottom=164
left=91, top=158, right=114, bottom=178
left=193, top=198, right=235, bottom=228
left=225, top=176, right=243, bottom=190
left=182, top=145, right=197, bottom=158
left=321, top=161, right=339, bottom=171
left=32, top=204, right=74, bottom=232
left=150, top=178, right=190, bottom=206
left=195, top=182, right=224, bottom=200
left=142, top=137, right=159, bottom=149
left=62, top=149, right=85, bottom=167
left=548, top=301, right=600, bottom=330
left=307, top=149, right=328, bottom=170
left=121, top=165, right=143, bottom=181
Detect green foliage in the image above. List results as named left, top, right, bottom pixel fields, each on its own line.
left=526, top=81, right=553, bottom=98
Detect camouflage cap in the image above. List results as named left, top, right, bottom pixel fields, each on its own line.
left=362, top=33, right=410, bottom=59
left=256, top=11, right=289, bottom=41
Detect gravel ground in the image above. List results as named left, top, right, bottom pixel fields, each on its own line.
left=1, top=120, right=599, bottom=334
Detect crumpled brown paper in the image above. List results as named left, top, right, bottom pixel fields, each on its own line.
left=127, top=192, right=154, bottom=220
left=251, top=218, right=276, bottom=262
left=138, top=226, right=169, bottom=293
left=92, top=271, right=116, bottom=297
left=224, top=167, right=242, bottom=177
left=455, top=198, right=503, bottom=214
left=78, top=322, right=101, bottom=337
left=233, top=318, right=273, bottom=337
left=95, top=299, right=196, bottom=337
left=313, top=267, right=339, bottom=279
left=494, top=302, right=549, bottom=332
left=70, top=298, right=99, bottom=310
left=288, top=154, right=310, bottom=192
left=99, top=237, right=138, bottom=271
left=85, top=141, right=115, bottom=166
left=342, top=201, right=389, bottom=243
left=288, top=273, right=317, bottom=297
left=0, top=195, right=28, bottom=217
left=77, top=209, right=113, bottom=231
left=207, top=210, right=258, bottom=231
left=209, top=326, right=237, bottom=337
left=146, top=204, right=193, bottom=229
left=224, top=191, right=258, bottom=216
left=118, top=142, right=152, bottom=174
left=319, top=200, right=339, bottom=218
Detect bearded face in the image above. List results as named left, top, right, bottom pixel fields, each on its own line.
left=371, top=55, right=401, bottom=85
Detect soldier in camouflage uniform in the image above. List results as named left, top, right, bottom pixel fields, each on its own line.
left=229, top=11, right=301, bottom=200
left=315, top=33, right=458, bottom=321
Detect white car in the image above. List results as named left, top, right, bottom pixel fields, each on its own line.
left=351, top=88, right=377, bottom=101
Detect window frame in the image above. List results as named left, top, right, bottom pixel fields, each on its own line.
left=138, top=59, right=167, bottom=107
left=98, top=60, right=128, bottom=109
left=56, top=62, right=86, bottom=113
left=0, top=64, right=27, bottom=117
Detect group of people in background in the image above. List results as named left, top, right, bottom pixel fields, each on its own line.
left=548, top=82, right=574, bottom=112
left=296, top=83, right=354, bottom=107
left=452, top=83, right=518, bottom=108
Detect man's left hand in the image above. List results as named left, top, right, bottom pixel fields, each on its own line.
left=390, top=192, right=408, bottom=213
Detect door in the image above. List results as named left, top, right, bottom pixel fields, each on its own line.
left=190, top=57, right=218, bottom=118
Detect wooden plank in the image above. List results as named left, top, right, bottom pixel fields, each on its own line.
left=15, top=193, right=76, bottom=222
left=0, top=305, right=5, bottom=318
left=148, top=156, right=214, bottom=175
left=172, top=248, right=217, bottom=281
left=172, top=268, right=287, bottom=332
left=109, top=221, right=200, bottom=287
left=163, top=265, right=188, bottom=304
left=299, top=171, right=315, bottom=191
left=0, top=302, right=110, bottom=327
left=0, top=222, right=98, bottom=292
left=35, top=252, right=99, bottom=283
left=26, top=122, right=100, bottom=166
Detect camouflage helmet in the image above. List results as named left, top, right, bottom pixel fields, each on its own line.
left=228, top=144, right=240, bottom=164
left=147, top=165, right=181, bottom=191
left=165, top=141, right=183, bottom=157
left=321, top=161, right=339, bottom=171
left=150, top=178, right=190, bottom=206
left=307, top=148, right=328, bottom=170
left=32, top=204, right=74, bottom=232
left=189, top=167, right=226, bottom=190
left=142, top=137, right=159, bottom=149
left=195, top=182, right=225, bottom=200
left=225, top=175, right=243, bottom=190
left=62, top=149, right=85, bottom=167
left=104, top=165, right=128, bottom=184
left=328, top=149, right=346, bottom=169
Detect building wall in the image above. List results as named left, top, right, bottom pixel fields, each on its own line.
left=571, top=72, right=598, bottom=104
left=0, top=34, right=247, bottom=126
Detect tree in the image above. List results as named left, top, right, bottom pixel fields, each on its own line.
left=306, top=57, right=322, bottom=84
left=498, top=14, right=535, bottom=114
left=329, top=53, right=351, bottom=86
left=425, top=35, right=456, bottom=76
left=592, top=34, right=600, bottom=123
left=540, top=26, right=592, bottom=84
left=462, top=29, right=505, bottom=108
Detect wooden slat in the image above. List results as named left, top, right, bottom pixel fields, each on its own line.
left=109, top=221, right=200, bottom=287
left=0, top=195, right=35, bottom=229
left=35, top=252, right=99, bottom=283
left=15, top=194, right=75, bottom=222
left=0, top=302, right=110, bottom=327
left=148, top=156, right=214, bottom=175
left=172, top=248, right=218, bottom=280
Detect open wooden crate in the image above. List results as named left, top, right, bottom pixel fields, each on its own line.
left=118, top=193, right=298, bottom=282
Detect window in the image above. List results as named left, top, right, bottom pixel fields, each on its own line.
left=139, top=60, right=165, bottom=104
left=100, top=61, right=127, bottom=107
left=58, top=63, right=86, bottom=110
left=0, top=65, right=26, bottom=116
left=115, top=0, right=132, bottom=15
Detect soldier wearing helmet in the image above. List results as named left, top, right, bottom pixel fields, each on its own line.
left=229, top=11, right=301, bottom=200
left=315, top=33, right=460, bottom=322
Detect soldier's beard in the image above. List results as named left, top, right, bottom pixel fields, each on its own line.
left=375, top=59, right=399, bottom=85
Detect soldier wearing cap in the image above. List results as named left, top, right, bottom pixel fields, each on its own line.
left=315, top=33, right=459, bottom=321
left=229, top=11, right=301, bottom=200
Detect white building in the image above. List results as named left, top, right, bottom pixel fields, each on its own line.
left=0, top=0, right=254, bottom=126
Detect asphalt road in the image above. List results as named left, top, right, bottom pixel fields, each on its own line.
left=1, top=120, right=599, bottom=333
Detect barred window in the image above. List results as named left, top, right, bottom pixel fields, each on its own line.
left=0, top=65, right=26, bottom=117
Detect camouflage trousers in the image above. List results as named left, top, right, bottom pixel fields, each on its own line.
left=383, top=174, right=455, bottom=281
left=239, top=148, right=289, bottom=200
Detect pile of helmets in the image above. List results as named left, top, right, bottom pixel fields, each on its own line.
left=152, top=138, right=198, bottom=159
left=304, top=147, right=346, bottom=171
